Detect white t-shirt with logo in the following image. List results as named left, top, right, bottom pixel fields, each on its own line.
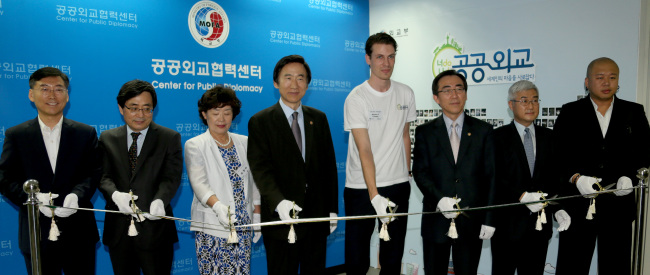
left=344, top=80, right=416, bottom=189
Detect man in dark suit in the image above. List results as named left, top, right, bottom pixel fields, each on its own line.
left=554, top=57, right=650, bottom=274
left=0, top=67, right=101, bottom=274
left=248, top=55, right=338, bottom=275
left=412, top=70, right=496, bottom=275
left=99, top=80, right=182, bottom=275
left=490, top=80, right=571, bottom=275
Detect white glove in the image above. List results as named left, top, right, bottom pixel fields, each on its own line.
left=576, top=176, right=601, bottom=198
left=212, top=201, right=237, bottom=226
left=112, top=191, right=138, bottom=214
left=437, top=197, right=461, bottom=219
left=144, top=199, right=165, bottom=220
left=36, top=192, right=59, bottom=218
left=555, top=210, right=571, bottom=232
left=614, top=176, right=633, bottom=196
left=520, top=192, right=548, bottom=213
left=479, top=224, right=496, bottom=240
left=371, top=194, right=397, bottom=224
left=329, top=212, right=338, bottom=233
left=252, top=213, right=261, bottom=243
left=55, top=193, right=78, bottom=218
left=276, top=200, right=302, bottom=221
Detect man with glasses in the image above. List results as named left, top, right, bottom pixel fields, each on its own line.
left=554, top=57, right=650, bottom=274
left=412, top=69, right=496, bottom=275
left=490, top=80, right=571, bottom=274
left=0, top=67, right=101, bottom=274
left=98, top=79, right=182, bottom=274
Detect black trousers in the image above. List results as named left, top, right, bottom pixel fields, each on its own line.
left=108, top=237, right=174, bottom=275
left=556, top=215, right=632, bottom=275
left=263, top=232, right=327, bottom=275
left=23, top=239, right=96, bottom=275
left=422, top=236, right=482, bottom=275
left=344, top=181, right=410, bottom=275
left=491, top=230, right=550, bottom=275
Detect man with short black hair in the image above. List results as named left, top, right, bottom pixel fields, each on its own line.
left=99, top=79, right=182, bottom=275
left=0, top=67, right=101, bottom=274
left=248, top=55, right=338, bottom=275
left=413, top=69, right=496, bottom=275
left=554, top=57, right=650, bottom=274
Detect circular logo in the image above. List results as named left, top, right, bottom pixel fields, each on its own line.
left=188, top=1, right=230, bottom=48
left=432, top=46, right=461, bottom=77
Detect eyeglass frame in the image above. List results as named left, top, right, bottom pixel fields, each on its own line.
left=36, top=84, right=68, bottom=96
left=437, top=87, right=467, bottom=96
left=510, top=99, right=541, bottom=105
left=123, top=105, right=154, bottom=115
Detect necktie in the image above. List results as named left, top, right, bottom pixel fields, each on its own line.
left=291, top=112, right=302, bottom=154
left=524, top=128, right=535, bottom=176
left=129, top=132, right=140, bottom=174
left=450, top=122, right=459, bottom=163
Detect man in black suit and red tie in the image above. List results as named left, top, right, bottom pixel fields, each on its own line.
left=554, top=57, right=650, bottom=274
left=0, top=67, right=101, bottom=274
left=412, top=69, right=496, bottom=275
left=490, top=80, right=571, bottom=275
left=248, top=55, right=338, bottom=275
left=99, top=80, right=182, bottom=275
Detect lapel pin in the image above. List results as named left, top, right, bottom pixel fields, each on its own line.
left=467, top=132, right=472, bottom=136
left=310, top=121, right=313, bottom=125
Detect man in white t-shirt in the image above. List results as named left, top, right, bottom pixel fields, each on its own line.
left=343, top=32, right=416, bottom=275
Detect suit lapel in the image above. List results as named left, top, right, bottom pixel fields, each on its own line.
left=272, top=103, right=304, bottom=161
left=54, top=119, right=74, bottom=177
left=433, top=118, right=456, bottom=166
left=508, top=122, right=532, bottom=178
left=580, top=97, right=606, bottom=140
left=27, top=118, right=55, bottom=179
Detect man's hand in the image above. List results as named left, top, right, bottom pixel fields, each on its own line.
left=576, top=176, right=601, bottom=198
left=144, top=199, right=165, bottom=220
left=276, top=200, right=302, bottom=221
left=555, top=210, right=571, bottom=232
left=55, top=193, right=78, bottom=218
left=437, top=197, right=461, bottom=219
left=614, top=176, right=633, bottom=196
left=520, top=192, right=548, bottom=213
left=371, top=194, right=396, bottom=224
left=36, top=192, right=58, bottom=218
left=479, top=225, right=495, bottom=240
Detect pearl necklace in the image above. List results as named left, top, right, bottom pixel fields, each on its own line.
left=213, top=133, right=232, bottom=147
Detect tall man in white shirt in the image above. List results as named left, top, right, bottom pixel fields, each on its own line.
left=0, top=67, right=101, bottom=274
left=344, top=33, right=416, bottom=275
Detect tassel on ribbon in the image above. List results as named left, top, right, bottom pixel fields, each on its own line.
left=379, top=223, right=391, bottom=241
left=541, top=208, right=547, bottom=224
left=227, top=206, right=239, bottom=244
left=586, top=198, right=596, bottom=220
left=48, top=218, right=60, bottom=241
left=447, top=219, right=458, bottom=239
left=47, top=193, right=60, bottom=241
left=535, top=214, right=543, bottom=231
left=288, top=224, right=296, bottom=243
left=128, top=219, right=138, bottom=236
left=287, top=202, right=297, bottom=243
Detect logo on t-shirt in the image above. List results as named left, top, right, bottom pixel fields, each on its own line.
left=397, top=104, right=408, bottom=111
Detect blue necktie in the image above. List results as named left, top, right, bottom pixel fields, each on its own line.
left=523, top=128, right=534, bottom=176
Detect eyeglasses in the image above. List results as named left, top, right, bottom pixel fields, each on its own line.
left=38, top=85, right=67, bottom=95
left=438, top=87, right=466, bottom=95
left=123, top=105, right=154, bottom=115
left=511, top=99, right=541, bottom=105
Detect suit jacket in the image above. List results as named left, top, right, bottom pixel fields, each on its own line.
left=0, top=117, right=100, bottom=252
left=491, top=122, right=560, bottom=242
left=554, top=96, right=650, bottom=222
left=413, top=115, right=496, bottom=243
left=248, top=103, right=338, bottom=240
left=99, top=122, right=182, bottom=249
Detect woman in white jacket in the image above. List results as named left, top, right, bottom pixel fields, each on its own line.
left=185, top=86, right=261, bottom=275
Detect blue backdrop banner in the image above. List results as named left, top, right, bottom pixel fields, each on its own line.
left=0, top=0, right=370, bottom=274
